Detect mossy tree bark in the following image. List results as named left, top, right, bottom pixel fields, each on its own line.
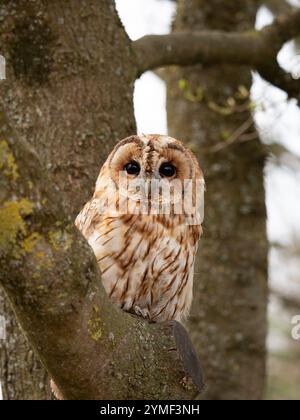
left=0, top=0, right=136, bottom=400
left=0, top=119, right=202, bottom=399
left=0, top=0, right=204, bottom=401
left=166, top=0, right=268, bottom=400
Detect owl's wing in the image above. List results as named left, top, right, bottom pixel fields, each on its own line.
left=75, top=199, right=102, bottom=239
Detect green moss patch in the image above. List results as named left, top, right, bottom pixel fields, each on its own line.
left=0, top=199, right=34, bottom=253
left=0, top=140, right=19, bottom=181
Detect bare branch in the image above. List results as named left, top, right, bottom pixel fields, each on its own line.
left=271, top=288, right=300, bottom=312
left=134, top=31, right=265, bottom=74
left=267, top=8, right=300, bottom=44
left=205, top=117, right=255, bottom=154
left=133, top=9, right=300, bottom=101
left=264, top=0, right=294, bottom=16
left=256, top=62, right=300, bottom=100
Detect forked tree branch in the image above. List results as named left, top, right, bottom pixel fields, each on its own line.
left=133, top=9, right=300, bottom=101
left=264, top=0, right=294, bottom=15
left=0, top=110, right=203, bottom=400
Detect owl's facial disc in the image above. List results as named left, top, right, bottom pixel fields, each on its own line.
left=106, top=135, right=203, bottom=214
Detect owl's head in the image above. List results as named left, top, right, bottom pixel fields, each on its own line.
left=98, top=135, right=204, bottom=221
left=108, top=134, right=202, bottom=181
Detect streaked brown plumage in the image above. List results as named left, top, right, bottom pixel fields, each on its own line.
left=76, top=134, right=204, bottom=322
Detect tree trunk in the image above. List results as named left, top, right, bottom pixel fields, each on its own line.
left=0, top=0, right=136, bottom=400
left=166, top=0, right=268, bottom=400
left=0, top=295, right=50, bottom=399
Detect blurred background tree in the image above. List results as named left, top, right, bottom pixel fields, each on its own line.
left=117, top=0, right=300, bottom=400
left=0, top=0, right=136, bottom=399
left=166, top=0, right=268, bottom=400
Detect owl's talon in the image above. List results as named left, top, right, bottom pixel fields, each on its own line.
left=50, top=379, right=64, bottom=400
left=134, top=305, right=151, bottom=320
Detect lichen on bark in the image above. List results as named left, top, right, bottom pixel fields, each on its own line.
left=0, top=140, right=19, bottom=181
left=0, top=198, right=35, bottom=255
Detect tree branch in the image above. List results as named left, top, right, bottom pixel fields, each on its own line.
left=133, top=9, right=300, bottom=101
left=133, top=31, right=265, bottom=74
left=264, top=0, right=294, bottom=16
left=0, top=110, right=203, bottom=400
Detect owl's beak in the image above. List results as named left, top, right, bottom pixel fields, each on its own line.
left=141, top=175, right=152, bottom=199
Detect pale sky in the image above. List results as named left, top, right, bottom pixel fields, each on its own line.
left=115, top=0, right=175, bottom=135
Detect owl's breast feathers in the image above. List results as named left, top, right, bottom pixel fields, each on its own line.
left=75, top=195, right=201, bottom=323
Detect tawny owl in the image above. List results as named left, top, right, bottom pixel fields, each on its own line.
left=76, top=134, right=204, bottom=323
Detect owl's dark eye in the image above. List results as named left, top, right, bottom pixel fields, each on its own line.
left=124, top=161, right=140, bottom=175
left=159, top=162, right=176, bottom=178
